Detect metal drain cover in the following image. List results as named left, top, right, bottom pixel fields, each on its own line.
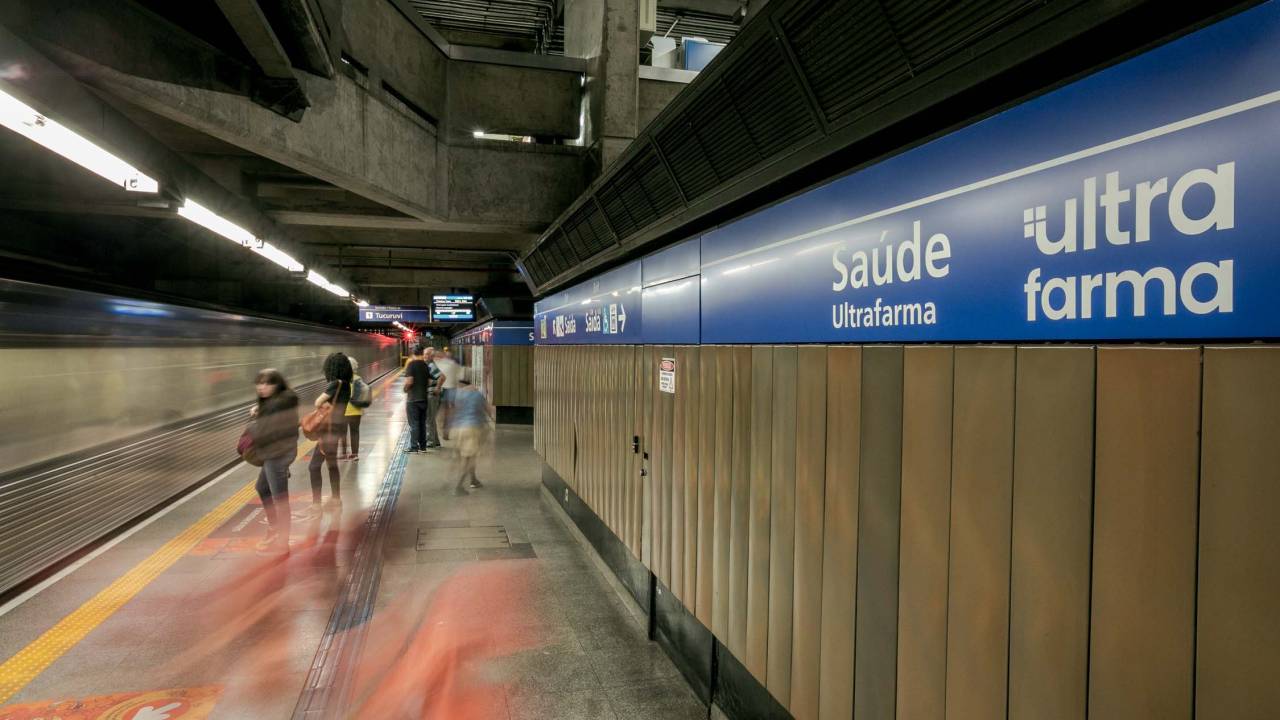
left=417, top=524, right=509, bottom=550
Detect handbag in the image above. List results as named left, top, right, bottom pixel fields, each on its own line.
left=237, top=425, right=264, bottom=467
left=300, top=405, right=330, bottom=441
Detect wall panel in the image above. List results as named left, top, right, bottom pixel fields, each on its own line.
left=1198, top=347, right=1280, bottom=719
left=728, top=346, right=753, bottom=657
left=671, top=346, right=688, bottom=600
left=712, top=346, right=735, bottom=640
left=766, top=346, right=798, bottom=703
left=1008, top=346, right=1094, bottom=720
left=818, top=346, right=861, bottom=720
left=788, top=346, right=827, bottom=720
left=895, top=346, right=953, bottom=720
left=945, top=346, right=1015, bottom=720
left=852, top=345, right=903, bottom=720
left=684, top=347, right=702, bottom=613
left=745, top=346, right=774, bottom=681
left=1089, top=347, right=1199, bottom=720
left=696, top=346, right=718, bottom=627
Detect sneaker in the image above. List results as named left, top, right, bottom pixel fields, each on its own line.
left=255, top=528, right=279, bottom=551
left=350, top=455, right=359, bottom=462
left=405, top=446, right=421, bottom=454
left=468, top=479, right=483, bottom=489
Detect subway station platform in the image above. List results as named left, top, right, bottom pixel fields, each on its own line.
left=0, top=375, right=702, bottom=720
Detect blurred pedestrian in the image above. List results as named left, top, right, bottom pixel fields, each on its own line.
left=339, top=355, right=364, bottom=461
left=309, top=352, right=351, bottom=513
left=448, top=373, right=491, bottom=495
left=433, top=348, right=462, bottom=440
left=250, top=368, right=297, bottom=555
left=404, top=345, right=432, bottom=453
left=424, top=347, right=442, bottom=449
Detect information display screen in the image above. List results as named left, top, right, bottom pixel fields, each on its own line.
left=432, top=295, right=475, bottom=322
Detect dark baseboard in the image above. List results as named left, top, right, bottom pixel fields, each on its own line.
left=540, top=461, right=792, bottom=720
left=496, top=405, right=534, bottom=424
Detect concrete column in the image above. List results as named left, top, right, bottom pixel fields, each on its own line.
left=566, top=0, right=640, bottom=173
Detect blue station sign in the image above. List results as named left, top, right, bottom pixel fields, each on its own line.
left=359, top=306, right=431, bottom=323
left=537, top=1, right=1280, bottom=345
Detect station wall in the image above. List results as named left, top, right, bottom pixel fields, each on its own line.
left=535, top=342, right=1279, bottom=719
left=531, top=4, right=1280, bottom=718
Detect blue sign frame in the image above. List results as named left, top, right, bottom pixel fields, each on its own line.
left=359, top=306, right=430, bottom=323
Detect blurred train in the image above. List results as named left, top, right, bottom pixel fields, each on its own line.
left=0, top=279, right=400, bottom=595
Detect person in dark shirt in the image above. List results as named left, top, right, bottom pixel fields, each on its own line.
left=309, top=352, right=352, bottom=512
left=250, top=368, right=298, bottom=555
left=403, top=345, right=433, bottom=453
left=424, top=347, right=442, bottom=449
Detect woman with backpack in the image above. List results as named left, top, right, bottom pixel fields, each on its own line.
left=339, top=356, right=366, bottom=461
left=249, top=368, right=298, bottom=555
left=308, top=352, right=352, bottom=514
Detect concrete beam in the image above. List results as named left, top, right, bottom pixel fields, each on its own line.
left=215, top=0, right=296, bottom=78
left=268, top=210, right=543, bottom=236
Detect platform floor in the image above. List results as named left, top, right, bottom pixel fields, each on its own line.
left=0, top=378, right=703, bottom=719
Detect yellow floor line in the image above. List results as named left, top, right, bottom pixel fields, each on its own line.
left=0, top=370, right=402, bottom=704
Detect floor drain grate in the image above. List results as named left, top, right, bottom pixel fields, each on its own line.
left=415, top=522, right=537, bottom=562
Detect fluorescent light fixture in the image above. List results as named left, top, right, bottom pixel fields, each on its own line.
left=473, top=129, right=484, bottom=138
left=178, top=199, right=256, bottom=246
left=306, top=269, right=349, bottom=298
left=0, top=86, right=158, bottom=193
left=251, top=241, right=304, bottom=272
left=352, top=298, right=369, bottom=307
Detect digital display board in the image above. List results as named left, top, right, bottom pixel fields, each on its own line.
left=432, top=295, right=474, bottom=322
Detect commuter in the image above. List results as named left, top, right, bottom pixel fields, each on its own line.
left=447, top=373, right=491, bottom=495
left=309, top=352, right=352, bottom=512
left=403, top=345, right=432, bottom=453
left=338, top=356, right=364, bottom=461
left=423, top=347, right=442, bottom=449
left=249, top=368, right=298, bottom=555
left=433, top=348, right=463, bottom=440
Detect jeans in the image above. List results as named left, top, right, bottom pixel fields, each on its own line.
left=425, top=393, right=441, bottom=447
left=407, top=400, right=428, bottom=450
left=309, top=420, right=342, bottom=501
left=256, top=451, right=294, bottom=537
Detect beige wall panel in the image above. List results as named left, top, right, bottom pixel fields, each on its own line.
left=658, top=346, right=675, bottom=583
left=1089, top=347, right=1199, bottom=720
left=713, top=346, right=735, bottom=640
left=728, top=346, right=753, bottom=657
left=789, top=346, right=828, bottom=720
left=854, top=345, right=904, bottom=720
left=636, top=346, right=651, bottom=555
left=746, top=346, right=775, bottom=681
left=671, top=347, right=687, bottom=599
left=767, top=346, right=798, bottom=703
left=641, top=348, right=655, bottom=568
left=895, top=346, right=954, bottom=720
left=1198, top=346, right=1280, bottom=720
left=696, top=346, right=718, bottom=627
left=818, top=346, right=862, bottom=720
left=1008, top=346, right=1094, bottom=720
left=946, top=346, right=1015, bottom=720
left=684, top=347, right=702, bottom=613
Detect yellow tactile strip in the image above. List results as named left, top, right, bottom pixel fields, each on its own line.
left=0, top=480, right=258, bottom=704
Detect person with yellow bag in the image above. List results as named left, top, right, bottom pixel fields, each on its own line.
left=339, top=356, right=370, bottom=460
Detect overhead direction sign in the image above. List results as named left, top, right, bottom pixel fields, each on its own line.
left=358, top=306, right=430, bottom=323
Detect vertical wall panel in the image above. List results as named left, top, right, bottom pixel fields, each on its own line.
left=671, top=346, right=687, bottom=599
left=696, top=346, right=718, bottom=627
left=713, top=346, right=735, bottom=640
left=789, top=346, right=827, bottom=720
left=659, top=345, right=676, bottom=585
left=1008, top=347, right=1095, bottom=720
left=895, top=346, right=954, bottom=720
left=945, top=346, right=1015, bottom=720
left=684, top=347, right=702, bottom=613
left=1198, top=347, right=1280, bottom=720
left=728, top=346, right=753, bottom=657
left=641, top=348, right=655, bottom=568
left=767, top=346, right=798, bottom=703
left=746, top=346, right=775, bottom=681
left=1090, top=347, right=1199, bottom=720
left=853, top=345, right=904, bottom=720
left=818, top=346, right=861, bottom=720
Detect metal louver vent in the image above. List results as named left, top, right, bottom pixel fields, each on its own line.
left=597, top=143, right=684, bottom=241
left=562, top=200, right=617, bottom=259
left=655, top=117, right=719, bottom=201
left=780, top=0, right=913, bottom=124
left=721, top=32, right=817, bottom=156
left=883, top=0, right=1040, bottom=70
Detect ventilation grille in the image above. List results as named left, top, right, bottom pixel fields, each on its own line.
left=524, top=0, right=1059, bottom=292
